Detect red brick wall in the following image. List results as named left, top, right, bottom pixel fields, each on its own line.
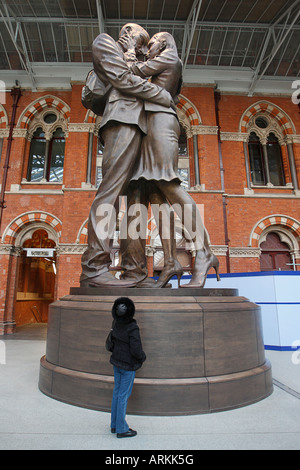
left=0, top=83, right=299, bottom=329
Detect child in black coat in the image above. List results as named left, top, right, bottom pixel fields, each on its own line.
left=109, top=297, right=146, bottom=438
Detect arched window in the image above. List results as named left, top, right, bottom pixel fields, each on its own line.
left=27, top=128, right=46, bottom=182
left=246, top=115, right=286, bottom=187
left=25, top=109, right=67, bottom=183
left=48, top=128, right=65, bottom=182
left=248, top=131, right=265, bottom=185
left=267, top=133, right=285, bottom=186
left=27, top=126, right=65, bottom=182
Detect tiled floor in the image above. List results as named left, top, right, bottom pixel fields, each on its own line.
left=0, top=324, right=300, bottom=450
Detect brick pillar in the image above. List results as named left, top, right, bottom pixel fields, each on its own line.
left=56, top=245, right=84, bottom=298
left=0, top=246, right=21, bottom=335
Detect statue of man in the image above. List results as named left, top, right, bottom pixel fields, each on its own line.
left=80, top=24, right=173, bottom=288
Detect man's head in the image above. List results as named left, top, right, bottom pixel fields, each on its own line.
left=119, top=23, right=150, bottom=56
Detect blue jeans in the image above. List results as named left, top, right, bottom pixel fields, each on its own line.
left=111, top=367, right=136, bottom=434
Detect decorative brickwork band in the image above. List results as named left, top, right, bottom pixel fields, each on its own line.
left=1, top=211, right=62, bottom=245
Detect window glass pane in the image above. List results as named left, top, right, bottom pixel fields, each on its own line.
left=49, top=128, right=65, bottom=182
left=267, top=133, right=285, bottom=186
left=178, top=126, right=188, bottom=156
left=178, top=168, right=189, bottom=190
left=96, top=167, right=102, bottom=188
left=28, top=128, right=46, bottom=182
left=178, top=125, right=189, bottom=188
left=248, top=132, right=265, bottom=185
left=96, top=139, right=104, bottom=187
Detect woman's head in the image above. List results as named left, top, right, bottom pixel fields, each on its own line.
left=112, top=297, right=135, bottom=322
left=146, top=32, right=177, bottom=59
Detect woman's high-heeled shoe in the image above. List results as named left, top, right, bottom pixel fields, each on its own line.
left=183, top=253, right=220, bottom=288
left=156, top=259, right=183, bottom=288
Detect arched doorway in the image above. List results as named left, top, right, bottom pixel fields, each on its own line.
left=260, top=232, right=292, bottom=271
left=15, top=229, right=56, bottom=326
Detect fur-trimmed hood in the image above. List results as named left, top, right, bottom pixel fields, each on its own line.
left=112, top=297, right=135, bottom=323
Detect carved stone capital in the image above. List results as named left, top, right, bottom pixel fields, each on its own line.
left=220, top=132, right=248, bottom=142
left=145, top=246, right=156, bottom=256
left=68, top=123, right=94, bottom=133
left=0, top=129, right=9, bottom=138
left=12, top=128, right=28, bottom=139
left=57, top=244, right=87, bottom=256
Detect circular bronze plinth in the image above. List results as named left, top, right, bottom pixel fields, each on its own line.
left=39, top=288, right=273, bottom=415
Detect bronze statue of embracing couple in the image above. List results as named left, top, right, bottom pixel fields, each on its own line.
left=80, top=23, right=220, bottom=289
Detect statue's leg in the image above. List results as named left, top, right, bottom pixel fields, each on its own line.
left=81, top=124, right=142, bottom=286
left=156, top=181, right=219, bottom=287
left=119, top=180, right=149, bottom=283
left=148, top=182, right=183, bottom=288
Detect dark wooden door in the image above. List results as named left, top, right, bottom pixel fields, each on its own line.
left=260, top=232, right=292, bottom=271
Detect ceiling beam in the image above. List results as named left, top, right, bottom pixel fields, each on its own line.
left=0, top=1, right=36, bottom=88
left=96, top=0, right=105, bottom=34
left=181, top=0, right=203, bottom=68
left=248, top=2, right=300, bottom=95
left=0, top=16, right=299, bottom=31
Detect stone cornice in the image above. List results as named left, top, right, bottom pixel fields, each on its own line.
left=229, top=247, right=261, bottom=258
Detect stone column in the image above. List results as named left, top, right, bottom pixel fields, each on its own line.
left=192, top=134, right=200, bottom=186
left=261, top=137, right=271, bottom=185
left=145, top=246, right=156, bottom=277
left=86, top=131, right=94, bottom=185
left=42, top=135, right=51, bottom=181
left=286, top=137, right=299, bottom=190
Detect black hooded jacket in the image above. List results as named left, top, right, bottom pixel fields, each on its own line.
left=110, top=297, right=146, bottom=371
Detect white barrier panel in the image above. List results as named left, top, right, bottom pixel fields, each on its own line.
left=177, top=271, right=300, bottom=351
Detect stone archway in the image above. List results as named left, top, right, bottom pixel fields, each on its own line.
left=0, top=211, right=61, bottom=333
left=15, top=228, right=57, bottom=325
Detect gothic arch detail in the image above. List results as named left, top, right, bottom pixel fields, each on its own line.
left=240, top=101, right=296, bottom=136
left=1, top=211, right=62, bottom=245
left=177, top=95, right=201, bottom=129
left=16, top=95, right=71, bottom=131
left=0, top=104, right=8, bottom=128
left=250, top=214, right=300, bottom=248
left=77, top=219, right=88, bottom=244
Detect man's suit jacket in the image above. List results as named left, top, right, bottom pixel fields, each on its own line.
left=92, top=33, right=172, bottom=134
